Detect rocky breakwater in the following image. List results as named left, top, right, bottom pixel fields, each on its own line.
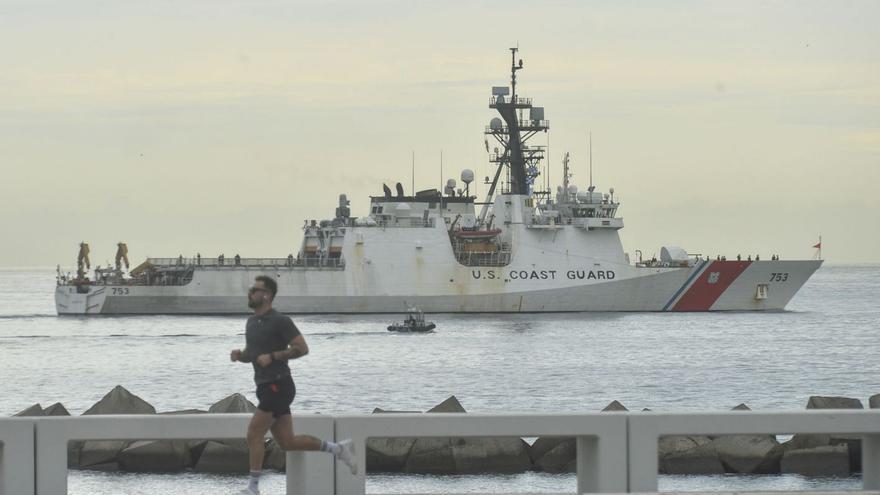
left=13, top=386, right=285, bottom=474
left=656, top=396, right=875, bottom=476
left=10, top=390, right=879, bottom=476
left=366, top=396, right=532, bottom=474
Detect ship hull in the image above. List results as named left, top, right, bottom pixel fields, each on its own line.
left=55, top=259, right=822, bottom=315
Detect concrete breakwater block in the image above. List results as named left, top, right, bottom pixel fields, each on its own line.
left=44, top=402, right=70, bottom=416
left=705, top=403, right=781, bottom=474
left=115, top=409, right=208, bottom=472
left=118, top=440, right=193, bottom=472
left=13, top=403, right=45, bottom=416
left=405, top=436, right=532, bottom=474
left=531, top=400, right=630, bottom=473
left=208, top=393, right=255, bottom=414
left=532, top=437, right=576, bottom=473
left=366, top=408, right=420, bottom=472
left=365, top=396, right=532, bottom=474
left=264, top=439, right=286, bottom=471
left=83, top=385, right=157, bottom=415
left=658, top=403, right=784, bottom=475
left=785, top=395, right=863, bottom=473
left=194, top=440, right=250, bottom=474
left=781, top=445, right=850, bottom=477
left=711, top=434, right=780, bottom=474
left=74, top=386, right=156, bottom=469
left=194, top=394, right=255, bottom=474
left=661, top=441, right=725, bottom=474
left=658, top=435, right=720, bottom=474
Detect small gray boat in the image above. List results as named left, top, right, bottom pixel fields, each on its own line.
left=387, top=308, right=436, bottom=333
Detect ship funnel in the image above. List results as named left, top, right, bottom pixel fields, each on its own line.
left=383, top=183, right=392, bottom=198
left=395, top=182, right=404, bottom=198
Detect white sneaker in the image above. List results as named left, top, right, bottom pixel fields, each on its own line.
left=237, top=487, right=259, bottom=495
left=337, top=438, right=358, bottom=475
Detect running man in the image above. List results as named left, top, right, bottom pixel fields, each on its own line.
left=231, top=275, right=356, bottom=495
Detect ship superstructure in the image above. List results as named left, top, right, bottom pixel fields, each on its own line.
left=55, top=49, right=821, bottom=315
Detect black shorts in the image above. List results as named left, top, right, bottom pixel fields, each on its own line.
left=256, top=375, right=296, bottom=418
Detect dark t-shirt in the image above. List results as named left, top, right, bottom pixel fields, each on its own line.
left=244, top=309, right=302, bottom=385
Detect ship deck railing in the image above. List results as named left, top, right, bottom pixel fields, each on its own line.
left=373, top=217, right=436, bottom=228
left=485, top=120, right=550, bottom=133
left=145, top=257, right=345, bottom=269
left=488, top=95, right=532, bottom=107
left=2, top=409, right=878, bottom=495
left=452, top=241, right=512, bottom=267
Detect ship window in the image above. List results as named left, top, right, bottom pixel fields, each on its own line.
left=377, top=206, right=384, bottom=214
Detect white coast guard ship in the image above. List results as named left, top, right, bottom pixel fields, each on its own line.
left=55, top=50, right=821, bottom=315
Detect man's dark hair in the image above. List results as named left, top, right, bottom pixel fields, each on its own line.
left=255, top=275, right=277, bottom=299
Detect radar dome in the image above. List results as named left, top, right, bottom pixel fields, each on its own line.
left=446, top=178, right=457, bottom=188
left=460, top=169, right=474, bottom=184
left=567, top=185, right=578, bottom=195
left=489, top=118, right=503, bottom=130
left=576, top=191, right=589, bottom=202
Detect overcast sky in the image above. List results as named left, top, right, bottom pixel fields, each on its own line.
left=1, top=0, right=877, bottom=267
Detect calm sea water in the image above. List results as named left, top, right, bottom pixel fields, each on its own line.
left=1, top=264, right=876, bottom=493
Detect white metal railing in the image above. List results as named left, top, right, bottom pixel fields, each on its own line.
left=0, top=418, right=35, bottom=495
left=34, top=414, right=333, bottom=495
left=2, top=410, right=879, bottom=495
left=629, top=410, right=880, bottom=492
left=334, top=412, right=628, bottom=494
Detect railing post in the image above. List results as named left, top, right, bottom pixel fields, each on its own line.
left=627, top=417, right=659, bottom=492
left=575, top=419, right=628, bottom=493
left=0, top=418, right=35, bottom=495
left=865, top=433, right=880, bottom=490
left=285, top=415, right=335, bottom=495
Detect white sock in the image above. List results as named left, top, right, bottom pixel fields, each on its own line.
left=320, top=440, right=342, bottom=455
left=248, top=470, right=261, bottom=490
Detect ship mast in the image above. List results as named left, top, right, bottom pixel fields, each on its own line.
left=481, top=48, right=550, bottom=222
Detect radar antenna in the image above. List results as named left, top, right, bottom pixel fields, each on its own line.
left=482, top=47, right=550, bottom=218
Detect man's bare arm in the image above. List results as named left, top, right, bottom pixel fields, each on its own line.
left=271, top=335, right=309, bottom=361
left=230, top=348, right=253, bottom=362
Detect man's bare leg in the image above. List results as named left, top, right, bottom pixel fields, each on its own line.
left=270, top=413, right=359, bottom=474
left=244, top=409, right=275, bottom=494
left=270, top=413, right=322, bottom=450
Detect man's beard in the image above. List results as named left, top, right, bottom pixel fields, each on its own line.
left=247, top=297, right=262, bottom=309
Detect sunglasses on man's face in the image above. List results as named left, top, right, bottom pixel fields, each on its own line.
left=248, top=287, right=268, bottom=294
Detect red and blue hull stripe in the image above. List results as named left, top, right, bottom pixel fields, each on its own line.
left=663, top=260, right=753, bottom=311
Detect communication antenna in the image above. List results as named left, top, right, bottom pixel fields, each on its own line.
left=547, top=131, right=551, bottom=198
left=440, top=150, right=443, bottom=192
left=562, top=152, right=571, bottom=196
left=411, top=150, right=415, bottom=196
left=589, top=131, right=593, bottom=190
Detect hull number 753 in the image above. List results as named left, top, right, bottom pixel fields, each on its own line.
left=770, top=273, right=789, bottom=282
